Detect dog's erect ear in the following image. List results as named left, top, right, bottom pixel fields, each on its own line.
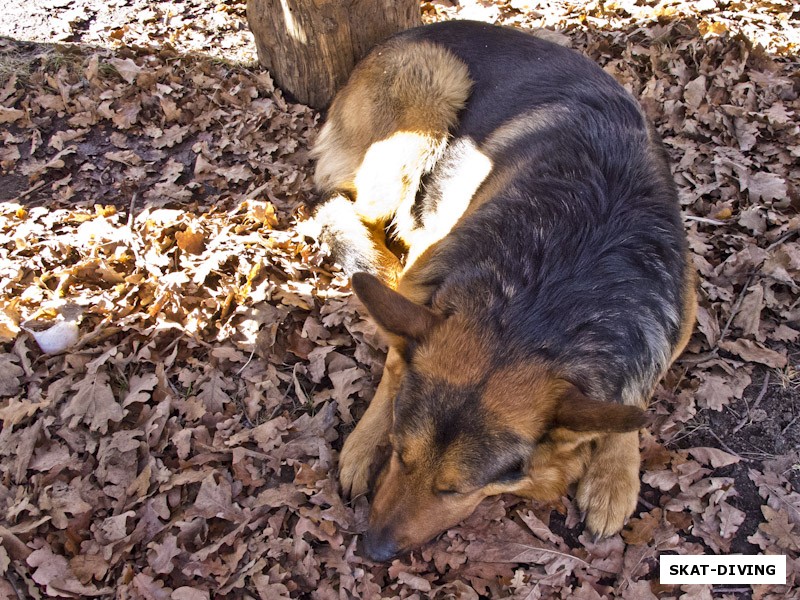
left=351, top=272, right=442, bottom=340
left=554, top=384, right=649, bottom=433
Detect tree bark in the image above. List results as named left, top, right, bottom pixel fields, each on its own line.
left=246, top=0, right=421, bottom=109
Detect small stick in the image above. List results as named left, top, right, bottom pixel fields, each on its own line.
left=780, top=415, right=798, bottom=436
left=731, top=372, right=770, bottom=434
left=637, top=496, right=657, bottom=510
left=706, top=428, right=749, bottom=462
left=12, top=179, right=46, bottom=202
left=715, top=272, right=757, bottom=349
left=684, top=215, right=728, bottom=226
left=766, top=229, right=798, bottom=252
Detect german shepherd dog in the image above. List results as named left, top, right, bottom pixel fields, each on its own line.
left=307, top=20, right=696, bottom=561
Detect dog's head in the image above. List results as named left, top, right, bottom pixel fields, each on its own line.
left=350, top=273, right=648, bottom=561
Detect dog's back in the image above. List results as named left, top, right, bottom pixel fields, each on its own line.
left=396, top=22, right=692, bottom=407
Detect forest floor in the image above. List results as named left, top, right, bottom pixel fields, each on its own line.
left=0, top=0, right=798, bottom=598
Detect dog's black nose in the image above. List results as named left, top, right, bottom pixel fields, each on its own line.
left=363, top=531, right=399, bottom=562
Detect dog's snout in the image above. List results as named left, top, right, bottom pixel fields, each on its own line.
left=363, top=529, right=400, bottom=562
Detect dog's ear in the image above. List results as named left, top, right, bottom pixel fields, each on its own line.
left=554, top=384, right=649, bottom=433
left=351, top=272, right=442, bottom=340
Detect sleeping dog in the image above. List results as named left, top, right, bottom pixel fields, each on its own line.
left=307, top=20, right=696, bottom=561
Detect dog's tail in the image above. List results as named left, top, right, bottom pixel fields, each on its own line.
left=305, top=38, right=471, bottom=284
left=311, top=39, right=472, bottom=221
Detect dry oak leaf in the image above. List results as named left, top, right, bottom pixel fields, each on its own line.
left=147, top=534, right=181, bottom=575
left=121, top=372, right=158, bottom=407
left=131, top=573, right=172, bottom=600
left=196, top=371, right=233, bottom=413
left=175, top=228, right=206, bottom=255
left=695, top=373, right=737, bottom=411
left=108, top=57, right=142, bottom=84
left=252, top=575, right=291, bottom=600
left=329, top=366, right=366, bottom=424
left=745, top=171, right=787, bottom=202
left=62, top=370, right=124, bottom=434
left=173, top=587, right=211, bottom=600
left=396, top=572, right=433, bottom=593
left=28, top=544, right=111, bottom=597
left=40, top=480, right=93, bottom=529
left=732, top=284, right=764, bottom=338
left=0, top=353, right=24, bottom=396
left=718, top=339, right=787, bottom=368
left=756, top=505, right=800, bottom=552
left=0, top=107, right=25, bottom=124
left=717, top=501, right=746, bottom=540
left=622, top=509, right=662, bottom=546
left=683, top=75, right=707, bottom=110
left=0, top=398, right=50, bottom=427
left=685, top=447, right=741, bottom=468
left=188, top=473, right=243, bottom=521
left=69, top=554, right=110, bottom=585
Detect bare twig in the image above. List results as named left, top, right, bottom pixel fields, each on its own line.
left=763, top=485, right=800, bottom=520
left=765, top=228, right=798, bottom=252
left=706, top=428, right=750, bottom=462
left=684, top=215, right=728, bottom=226
left=11, top=179, right=46, bottom=202
left=716, top=272, right=757, bottom=350
left=236, top=347, right=258, bottom=375
left=517, top=544, right=618, bottom=574
left=780, top=415, right=799, bottom=436
left=638, top=495, right=657, bottom=510
left=731, top=372, right=770, bottom=434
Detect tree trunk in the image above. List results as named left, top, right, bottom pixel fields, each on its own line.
left=246, top=0, right=421, bottom=109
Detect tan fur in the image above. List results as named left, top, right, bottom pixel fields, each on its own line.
left=368, top=451, right=487, bottom=552
left=308, top=40, right=473, bottom=287
left=671, top=258, right=698, bottom=365
left=311, top=40, right=471, bottom=197
left=412, top=316, right=491, bottom=387
left=300, top=194, right=403, bottom=286
left=522, top=429, right=598, bottom=502
left=339, top=347, right=406, bottom=498
left=482, top=362, right=562, bottom=439
left=576, top=431, right=642, bottom=537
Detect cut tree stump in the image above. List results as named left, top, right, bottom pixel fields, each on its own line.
left=246, top=0, right=421, bottom=109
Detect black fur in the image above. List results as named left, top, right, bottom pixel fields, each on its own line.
left=396, top=21, right=689, bottom=405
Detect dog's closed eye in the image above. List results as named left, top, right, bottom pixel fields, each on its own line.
left=393, top=450, right=408, bottom=469
left=494, top=459, right=526, bottom=484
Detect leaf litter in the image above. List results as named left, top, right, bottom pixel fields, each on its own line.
left=0, top=0, right=799, bottom=598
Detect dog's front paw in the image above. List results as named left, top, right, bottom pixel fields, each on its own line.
left=576, top=470, right=639, bottom=537
left=576, top=434, right=640, bottom=537
left=339, top=427, right=384, bottom=499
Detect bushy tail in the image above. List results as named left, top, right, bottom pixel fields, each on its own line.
left=305, top=38, right=472, bottom=285
left=311, top=39, right=472, bottom=200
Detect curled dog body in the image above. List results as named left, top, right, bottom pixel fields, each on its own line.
left=309, top=20, right=697, bottom=561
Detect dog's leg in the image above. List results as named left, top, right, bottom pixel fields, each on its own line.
left=576, top=430, right=640, bottom=537
left=339, top=347, right=405, bottom=498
